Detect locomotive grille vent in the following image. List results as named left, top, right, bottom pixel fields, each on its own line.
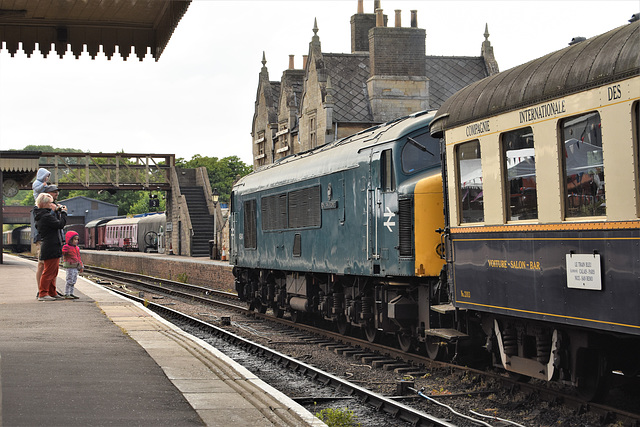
left=261, top=193, right=287, bottom=230
left=288, top=186, right=321, bottom=228
left=243, top=199, right=257, bottom=249
left=398, top=198, right=413, bottom=257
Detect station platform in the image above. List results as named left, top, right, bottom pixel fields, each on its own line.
left=0, top=254, right=325, bottom=426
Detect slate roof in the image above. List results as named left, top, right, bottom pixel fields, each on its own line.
left=269, top=82, right=281, bottom=110
left=324, top=53, right=374, bottom=123
left=425, top=56, right=489, bottom=109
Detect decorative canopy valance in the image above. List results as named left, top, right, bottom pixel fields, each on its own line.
left=0, top=0, right=190, bottom=61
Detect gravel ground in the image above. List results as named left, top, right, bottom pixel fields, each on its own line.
left=119, top=285, right=639, bottom=427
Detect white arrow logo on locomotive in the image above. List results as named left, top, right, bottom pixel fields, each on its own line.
left=383, top=207, right=396, bottom=232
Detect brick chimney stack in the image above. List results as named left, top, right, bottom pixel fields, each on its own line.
left=367, top=6, right=428, bottom=122
left=375, top=8, right=384, bottom=27
left=351, top=0, right=385, bottom=53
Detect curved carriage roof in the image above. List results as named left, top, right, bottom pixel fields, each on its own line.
left=430, top=20, right=640, bottom=136
left=85, top=216, right=122, bottom=229
left=235, top=111, right=435, bottom=195
left=138, top=213, right=166, bottom=226
left=105, top=217, right=143, bottom=227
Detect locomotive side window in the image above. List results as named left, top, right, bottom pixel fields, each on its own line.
left=401, top=131, right=440, bottom=174
left=243, top=199, right=257, bottom=249
left=457, top=140, right=484, bottom=223
left=502, top=127, right=537, bottom=220
left=561, top=112, right=605, bottom=218
left=381, top=149, right=395, bottom=192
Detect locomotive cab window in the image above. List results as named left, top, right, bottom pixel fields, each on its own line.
left=561, top=111, right=605, bottom=218
left=502, top=127, right=537, bottom=220
left=401, top=131, right=440, bottom=174
left=381, top=149, right=395, bottom=192
left=457, top=140, right=484, bottom=223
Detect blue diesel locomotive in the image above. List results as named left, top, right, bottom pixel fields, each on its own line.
left=231, top=111, right=445, bottom=347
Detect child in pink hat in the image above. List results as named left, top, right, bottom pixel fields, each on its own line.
left=62, top=230, right=84, bottom=299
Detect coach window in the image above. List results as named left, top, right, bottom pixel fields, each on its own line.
left=502, top=127, right=537, bottom=220
left=457, top=140, right=484, bottom=223
left=561, top=111, right=605, bottom=218
left=635, top=102, right=640, bottom=217
left=381, top=149, right=395, bottom=191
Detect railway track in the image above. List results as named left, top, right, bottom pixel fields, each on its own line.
left=84, top=264, right=640, bottom=426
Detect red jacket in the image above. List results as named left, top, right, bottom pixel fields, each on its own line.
left=62, top=231, right=83, bottom=269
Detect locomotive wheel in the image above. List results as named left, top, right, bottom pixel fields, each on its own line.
left=272, top=304, right=284, bottom=318
left=256, top=302, right=268, bottom=314
left=290, top=310, right=303, bottom=323
left=425, top=336, right=445, bottom=360
left=397, top=332, right=413, bottom=353
left=364, top=322, right=378, bottom=343
left=336, top=315, right=350, bottom=335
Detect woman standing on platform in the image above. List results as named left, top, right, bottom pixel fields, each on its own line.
left=34, top=193, right=67, bottom=301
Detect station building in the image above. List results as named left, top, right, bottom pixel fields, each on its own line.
left=251, top=0, right=500, bottom=169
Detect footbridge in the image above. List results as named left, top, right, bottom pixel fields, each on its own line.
left=2, top=151, right=222, bottom=263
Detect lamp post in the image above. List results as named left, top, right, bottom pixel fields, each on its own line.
left=212, top=188, right=219, bottom=260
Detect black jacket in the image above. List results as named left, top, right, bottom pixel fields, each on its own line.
left=34, top=207, right=67, bottom=260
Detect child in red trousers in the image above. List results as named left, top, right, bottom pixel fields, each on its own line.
left=62, top=231, right=83, bottom=299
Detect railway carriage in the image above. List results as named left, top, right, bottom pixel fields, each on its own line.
left=3, top=226, right=31, bottom=253
left=430, top=19, right=640, bottom=397
left=104, top=217, right=142, bottom=251
left=85, top=216, right=121, bottom=250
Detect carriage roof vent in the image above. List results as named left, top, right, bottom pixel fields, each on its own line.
left=568, top=36, right=586, bottom=46
left=629, top=13, right=639, bottom=23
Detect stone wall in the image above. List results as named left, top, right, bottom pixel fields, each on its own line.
left=82, top=251, right=235, bottom=293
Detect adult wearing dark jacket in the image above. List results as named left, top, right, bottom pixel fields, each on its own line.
left=34, top=193, right=67, bottom=301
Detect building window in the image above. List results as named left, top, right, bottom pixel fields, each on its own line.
left=309, top=115, right=317, bottom=148
left=561, top=112, right=604, bottom=218
left=457, top=140, right=483, bottom=223
left=502, top=127, right=537, bottom=220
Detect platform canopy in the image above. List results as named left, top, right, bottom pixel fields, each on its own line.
left=0, top=0, right=190, bottom=61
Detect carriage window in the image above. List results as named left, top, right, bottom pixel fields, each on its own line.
left=243, top=200, right=257, bottom=249
left=635, top=102, right=640, bottom=217
left=502, top=127, right=537, bottom=220
left=381, top=149, right=395, bottom=191
left=401, top=131, right=440, bottom=174
left=561, top=112, right=605, bottom=217
left=457, top=140, right=484, bottom=223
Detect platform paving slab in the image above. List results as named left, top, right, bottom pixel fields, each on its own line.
left=0, top=255, right=325, bottom=426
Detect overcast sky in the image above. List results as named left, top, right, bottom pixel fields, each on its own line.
left=0, top=0, right=637, bottom=165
